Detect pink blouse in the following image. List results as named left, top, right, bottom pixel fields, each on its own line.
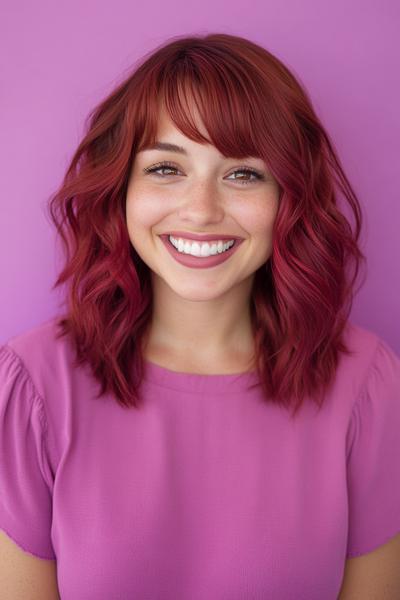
left=0, top=317, right=399, bottom=599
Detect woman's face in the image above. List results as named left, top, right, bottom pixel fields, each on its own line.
left=125, top=107, right=281, bottom=302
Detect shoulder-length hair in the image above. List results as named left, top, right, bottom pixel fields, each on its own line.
left=47, top=32, right=366, bottom=418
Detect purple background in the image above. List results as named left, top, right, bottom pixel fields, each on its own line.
left=1, top=0, right=399, bottom=352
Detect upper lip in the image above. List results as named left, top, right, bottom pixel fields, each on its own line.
left=160, top=231, right=243, bottom=242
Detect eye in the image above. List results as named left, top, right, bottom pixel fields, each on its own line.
left=226, top=167, right=265, bottom=185
left=143, top=162, right=180, bottom=177
left=143, top=161, right=266, bottom=185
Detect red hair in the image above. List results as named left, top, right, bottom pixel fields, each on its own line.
left=47, top=32, right=367, bottom=418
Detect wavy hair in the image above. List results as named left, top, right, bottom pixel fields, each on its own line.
left=47, top=32, right=367, bottom=418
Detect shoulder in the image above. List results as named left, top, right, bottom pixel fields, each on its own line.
left=1, top=316, right=81, bottom=412
left=342, top=320, right=383, bottom=362
left=338, top=321, right=399, bottom=399
left=4, top=316, right=68, bottom=362
left=3, top=316, right=75, bottom=376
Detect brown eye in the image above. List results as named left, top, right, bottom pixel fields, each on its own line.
left=143, top=162, right=266, bottom=185
left=226, top=168, right=264, bottom=185
left=143, top=161, right=180, bottom=176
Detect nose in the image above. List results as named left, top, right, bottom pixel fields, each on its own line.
left=177, top=179, right=225, bottom=224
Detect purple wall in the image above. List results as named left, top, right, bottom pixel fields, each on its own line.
left=1, top=0, right=399, bottom=351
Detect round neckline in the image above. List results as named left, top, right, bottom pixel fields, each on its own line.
left=142, top=358, right=261, bottom=394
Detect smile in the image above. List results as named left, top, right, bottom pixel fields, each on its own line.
left=159, top=235, right=244, bottom=269
left=169, top=235, right=235, bottom=256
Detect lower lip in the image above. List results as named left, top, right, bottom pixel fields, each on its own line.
left=159, top=235, right=244, bottom=269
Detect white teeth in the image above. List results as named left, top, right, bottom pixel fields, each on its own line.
left=168, top=236, right=235, bottom=257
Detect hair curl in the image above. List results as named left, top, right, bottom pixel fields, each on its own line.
left=47, top=32, right=367, bottom=418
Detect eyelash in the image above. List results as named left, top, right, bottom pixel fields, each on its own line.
left=143, top=161, right=265, bottom=185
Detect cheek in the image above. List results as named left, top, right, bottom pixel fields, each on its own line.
left=126, top=192, right=166, bottom=232
left=126, top=197, right=148, bottom=250
left=242, top=201, right=279, bottom=238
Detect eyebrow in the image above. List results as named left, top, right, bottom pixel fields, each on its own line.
left=139, top=141, right=188, bottom=155
left=138, top=141, right=264, bottom=167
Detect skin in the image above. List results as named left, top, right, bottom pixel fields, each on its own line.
left=125, top=103, right=281, bottom=374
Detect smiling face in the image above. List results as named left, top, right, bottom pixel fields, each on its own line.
left=125, top=105, right=281, bottom=303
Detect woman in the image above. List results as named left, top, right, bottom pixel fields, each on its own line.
left=1, top=32, right=399, bottom=599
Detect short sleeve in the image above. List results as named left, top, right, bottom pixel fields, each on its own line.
left=0, top=344, right=56, bottom=559
left=345, top=337, right=400, bottom=558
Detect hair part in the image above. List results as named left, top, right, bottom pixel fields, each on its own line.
left=47, top=32, right=367, bottom=419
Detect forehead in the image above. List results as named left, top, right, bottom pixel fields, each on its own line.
left=153, top=104, right=211, bottom=145
left=137, top=101, right=266, bottom=165
left=138, top=113, right=220, bottom=158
